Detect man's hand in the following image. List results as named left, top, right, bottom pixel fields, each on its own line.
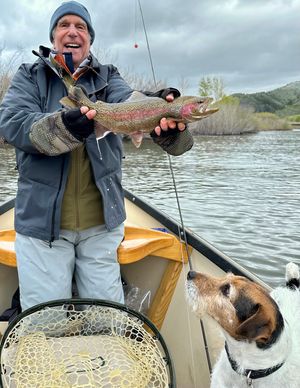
left=154, top=93, right=186, bottom=136
left=62, top=106, right=97, bottom=141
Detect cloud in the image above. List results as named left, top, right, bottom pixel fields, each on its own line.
left=1, top=0, right=299, bottom=95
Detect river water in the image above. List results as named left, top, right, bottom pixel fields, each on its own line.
left=1, top=130, right=300, bottom=287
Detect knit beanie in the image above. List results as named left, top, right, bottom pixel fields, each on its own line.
left=49, top=1, right=95, bottom=44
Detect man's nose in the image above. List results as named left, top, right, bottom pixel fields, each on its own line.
left=67, top=25, right=78, bottom=35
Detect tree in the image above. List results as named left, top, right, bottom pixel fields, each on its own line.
left=198, top=76, right=226, bottom=101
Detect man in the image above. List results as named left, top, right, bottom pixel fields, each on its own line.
left=0, top=1, right=193, bottom=311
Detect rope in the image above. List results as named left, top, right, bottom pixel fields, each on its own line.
left=136, top=0, right=213, bottom=381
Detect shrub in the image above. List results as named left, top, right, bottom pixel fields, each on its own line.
left=252, top=112, right=291, bottom=131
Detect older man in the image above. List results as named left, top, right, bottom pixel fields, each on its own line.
left=0, top=1, right=193, bottom=311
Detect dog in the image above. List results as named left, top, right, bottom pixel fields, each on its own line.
left=186, top=263, right=300, bottom=388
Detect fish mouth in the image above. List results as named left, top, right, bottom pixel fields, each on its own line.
left=187, top=100, right=218, bottom=120
left=190, top=105, right=219, bottom=119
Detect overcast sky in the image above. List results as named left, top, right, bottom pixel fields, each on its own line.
left=1, top=0, right=300, bottom=96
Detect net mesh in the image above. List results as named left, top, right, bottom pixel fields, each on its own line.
left=0, top=302, right=170, bottom=387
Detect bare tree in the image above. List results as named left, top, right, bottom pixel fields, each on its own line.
left=177, top=76, right=190, bottom=95
left=0, top=47, right=25, bottom=103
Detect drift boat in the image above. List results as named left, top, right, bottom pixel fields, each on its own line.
left=0, top=190, right=267, bottom=387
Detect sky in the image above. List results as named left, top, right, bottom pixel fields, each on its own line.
left=1, top=0, right=300, bottom=96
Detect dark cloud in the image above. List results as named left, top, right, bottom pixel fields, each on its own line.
left=1, top=0, right=299, bottom=95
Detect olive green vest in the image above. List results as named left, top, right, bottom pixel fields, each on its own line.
left=60, top=144, right=104, bottom=230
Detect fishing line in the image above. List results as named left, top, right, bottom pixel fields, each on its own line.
left=136, top=0, right=157, bottom=88
left=134, top=0, right=139, bottom=48
left=137, top=0, right=191, bottom=268
left=136, top=0, right=213, bottom=380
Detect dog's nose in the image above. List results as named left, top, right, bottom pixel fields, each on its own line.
left=187, top=271, right=197, bottom=280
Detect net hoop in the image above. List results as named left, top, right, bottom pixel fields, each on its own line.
left=0, top=298, right=175, bottom=388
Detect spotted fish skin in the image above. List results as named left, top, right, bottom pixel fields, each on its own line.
left=60, top=86, right=218, bottom=135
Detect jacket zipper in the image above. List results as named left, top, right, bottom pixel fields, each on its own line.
left=49, top=155, right=67, bottom=246
left=75, top=147, right=80, bottom=229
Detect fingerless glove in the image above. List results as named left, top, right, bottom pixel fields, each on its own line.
left=143, top=87, right=181, bottom=99
left=62, top=109, right=94, bottom=141
left=150, top=128, right=194, bottom=156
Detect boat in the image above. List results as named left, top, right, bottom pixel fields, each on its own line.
left=0, top=190, right=268, bottom=387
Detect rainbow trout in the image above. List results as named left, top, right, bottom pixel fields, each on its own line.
left=60, top=86, right=218, bottom=145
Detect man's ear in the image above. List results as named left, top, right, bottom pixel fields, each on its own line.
left=235, top=305, right=272, bottom=343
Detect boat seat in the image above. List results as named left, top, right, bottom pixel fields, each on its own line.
left=0, top=226, right=191, bottom=330
left=0, top=226, right=188, bottom=268
left=0, top=230, right=16, bottom=267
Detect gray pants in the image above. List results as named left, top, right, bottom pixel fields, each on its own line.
left=16, top=224, right=124, bottom=311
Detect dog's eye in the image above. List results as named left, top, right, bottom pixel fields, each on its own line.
left=220, top=283, right=230, bottom=297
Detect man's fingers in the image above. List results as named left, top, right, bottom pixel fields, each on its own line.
left=154, top=126, right=161, bottom=136
left=165, top=93, right=174, bottom=102
left=167, top=119, right=176, bottom=129
left=178, top=122, right=186, bottom=131
left=80, top=106, right=97, bottom=120
left=155, top=117, right=186, bottom=135
left=159, top=117, right=168, bottom=131
left=80, top=106, right=89, bottom=115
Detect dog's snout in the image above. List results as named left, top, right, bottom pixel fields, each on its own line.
left=187, top=270, right=197, bottom=280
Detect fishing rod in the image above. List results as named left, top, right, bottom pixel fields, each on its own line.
left=136, top=0, right=213, bottom=378
left=136, top=0, right=192, bottom=270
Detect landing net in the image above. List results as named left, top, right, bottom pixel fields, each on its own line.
left=0, top=299, right=174, bottom=387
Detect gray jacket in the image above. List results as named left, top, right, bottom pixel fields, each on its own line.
left=0, top=47, right=193, bottom=241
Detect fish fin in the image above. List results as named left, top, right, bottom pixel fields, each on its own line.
left=60, top=96, right=78, bottom=109
left=95, top=123, right=112, bottom=139
left=125, top=91, right=153, bottom=102
left=130, top=131, right=144, bottom=148
left=68, top=85, right=93, bottom=106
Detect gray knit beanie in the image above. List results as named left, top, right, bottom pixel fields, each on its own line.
left=49, top=1, right=95, bottom=44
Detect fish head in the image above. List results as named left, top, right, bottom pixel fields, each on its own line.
left=179, top=96, right=218, bottom=122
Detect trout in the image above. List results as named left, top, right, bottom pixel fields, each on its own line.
left=60, top=86, right=218, bottom=146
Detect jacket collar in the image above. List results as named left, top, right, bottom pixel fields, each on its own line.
left=32, top=46, right=107, bottom=94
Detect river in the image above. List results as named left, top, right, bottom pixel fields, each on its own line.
left=1, top=130, right=300, bottom=287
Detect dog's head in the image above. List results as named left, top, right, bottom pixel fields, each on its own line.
left=186, top=271, right=283, bottom=347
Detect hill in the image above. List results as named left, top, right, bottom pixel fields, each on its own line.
left=233, top=81, right=300, bottom=117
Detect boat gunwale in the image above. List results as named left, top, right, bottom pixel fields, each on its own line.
left=0, top=199, right=15, bottom=217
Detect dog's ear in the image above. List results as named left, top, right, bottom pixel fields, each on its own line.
left=235, top=305, right=272, bottom=343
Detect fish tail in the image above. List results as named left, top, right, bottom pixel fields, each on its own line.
left=69, top=85, right=93, bottom=107
left=60, top=96, right=78, bottom=109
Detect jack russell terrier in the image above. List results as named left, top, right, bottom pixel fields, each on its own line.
left=186, top=263, right=300, bottom=388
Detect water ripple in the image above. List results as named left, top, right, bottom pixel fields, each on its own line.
left=123, top=131, right=300, bottom=288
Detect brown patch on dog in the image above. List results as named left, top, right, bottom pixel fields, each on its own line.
left=186, top=272, right=279, bottom=343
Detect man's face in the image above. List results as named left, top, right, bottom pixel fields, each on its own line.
left=52, top=14, right=91, bottom=70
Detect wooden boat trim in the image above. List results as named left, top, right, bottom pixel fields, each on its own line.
left=147, top=260, right=183, bottom=330
left=0, top=199, right=14, bottom=216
